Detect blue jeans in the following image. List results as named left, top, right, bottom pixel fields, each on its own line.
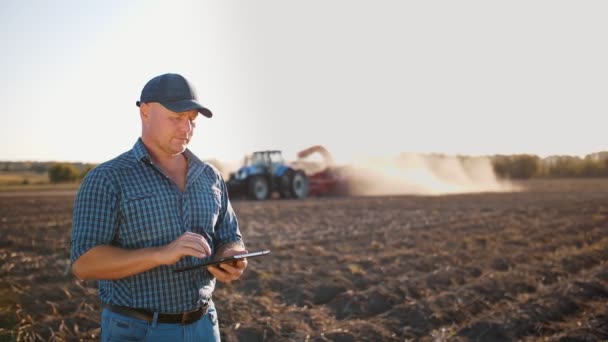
left=101, top=304, right=220, bottom=341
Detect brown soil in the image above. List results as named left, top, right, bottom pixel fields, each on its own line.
left=1, top=179, right=608, bottom=341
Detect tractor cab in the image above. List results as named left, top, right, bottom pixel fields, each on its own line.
left=249, top=151, right=284, bottom=175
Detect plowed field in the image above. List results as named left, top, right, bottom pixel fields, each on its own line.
left=1, top=179, right=607, bottom=341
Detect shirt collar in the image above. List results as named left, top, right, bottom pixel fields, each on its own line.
left=132, top=138, right=151, bottom=162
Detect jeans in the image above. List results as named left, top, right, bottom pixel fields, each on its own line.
left=100, top=304, right=221, bottom=341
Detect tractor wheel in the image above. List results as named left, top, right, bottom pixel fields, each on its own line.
left=279, top=169, right=295, bottom=198
left=248, top=176, right=269, bottom=200
left=290, top=171, right=309, bottom=199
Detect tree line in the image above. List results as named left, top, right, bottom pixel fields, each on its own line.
left=2, top=151, right=608, bottom=183
left=491, top=152, right=608, bottom=179
left=47, top=163, right=96, bottom=183
left=41, top=152, right=608, bottom=182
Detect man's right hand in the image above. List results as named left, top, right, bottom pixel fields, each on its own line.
left=157, top=232, right=212, bottom=265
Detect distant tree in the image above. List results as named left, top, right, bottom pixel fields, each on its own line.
left=581, top=158, right=603, bottom=177
left=510, top=154, right=539, bottom=179
left=492, top=154, right=539, bottom=179
left=547, top=156, right=582, bottom=177
left=79, top=164, right=96, bottom=180
left=492, top=155, right=511, bottom=178
left=48, top=163, right=80, bottom=183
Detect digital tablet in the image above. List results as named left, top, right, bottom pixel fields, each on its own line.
left=173, top=250, right=271, bottom=273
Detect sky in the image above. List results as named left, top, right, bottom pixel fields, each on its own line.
left=1, top=0, right=607, bottom=165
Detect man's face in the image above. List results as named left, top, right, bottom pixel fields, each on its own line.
left=141, top=102, right=198, bottom=156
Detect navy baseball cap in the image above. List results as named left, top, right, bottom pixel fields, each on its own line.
left=136, top=73, right=213, bottom=118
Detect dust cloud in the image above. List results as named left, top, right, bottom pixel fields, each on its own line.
left=342, top=153, right=520, bottom=196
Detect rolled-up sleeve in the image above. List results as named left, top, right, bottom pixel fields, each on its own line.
left=70, top=169, right=120, bottom=264
left=213, top=176, right=244, bottom=250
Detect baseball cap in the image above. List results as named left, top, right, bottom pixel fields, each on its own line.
left=136, top=73, right=213, bottom=118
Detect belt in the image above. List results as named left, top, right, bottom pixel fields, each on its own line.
left=102, top=302, right=209, bottom=325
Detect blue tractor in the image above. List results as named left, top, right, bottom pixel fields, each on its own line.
left=226, top=150, right=309, bottom=200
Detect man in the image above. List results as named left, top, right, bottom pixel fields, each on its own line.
left=70, top=73, right=247, bottom=341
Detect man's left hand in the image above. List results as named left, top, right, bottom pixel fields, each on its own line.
left=207, top=248, right=248, bottom=283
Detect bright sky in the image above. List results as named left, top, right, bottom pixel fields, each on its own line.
left=1, top=1, right=607, bottom=164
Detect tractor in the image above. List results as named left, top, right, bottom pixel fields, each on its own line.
left=226, top=150, right=309, bottom=200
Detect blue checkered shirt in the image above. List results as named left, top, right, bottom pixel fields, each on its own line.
left=71, top=138, right=243, bottom=313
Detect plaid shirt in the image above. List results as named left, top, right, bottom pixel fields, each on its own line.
left=71, top=138, right=243, bottom=313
